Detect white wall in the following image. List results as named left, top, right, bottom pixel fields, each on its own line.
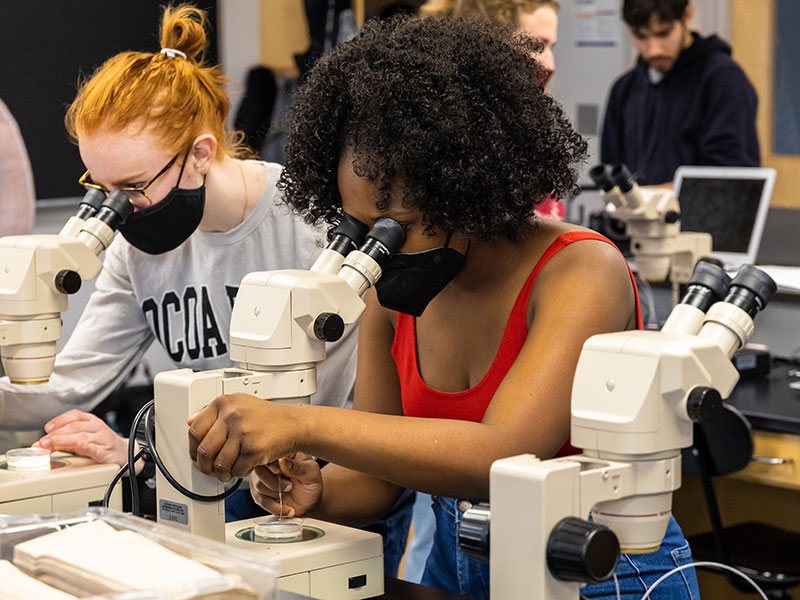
left=217, top=0, right=263, bottom=128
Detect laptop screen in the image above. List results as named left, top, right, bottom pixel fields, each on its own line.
left=677, top=178, right=765, bottom=253
left=674, top=167, right=775, bottom=267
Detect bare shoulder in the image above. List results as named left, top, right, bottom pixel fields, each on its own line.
left=528, top=221, right=636, bottom=328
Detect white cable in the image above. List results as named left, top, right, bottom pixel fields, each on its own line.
left=613, top=573, right=621, bottom=600
left=641, top=560, right=768, bottom=600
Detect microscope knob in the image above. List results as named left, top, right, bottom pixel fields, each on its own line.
left=546, top=517, right=619, bottom=584
left=664, top=210, right=681, bottom=224
left=55, top=269, right=82, bottom=294
left=687, top=386, right=722, bottom=422
left=457, top=502, right=491, bottom=562
left=313, top=312, right=345, bottom=342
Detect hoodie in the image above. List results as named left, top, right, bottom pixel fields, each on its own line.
left=600, top=33, right=760, bottom=186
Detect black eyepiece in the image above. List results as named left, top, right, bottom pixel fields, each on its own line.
left=610, top=164, right=635, bottom=194
left=75, top=188, right=106, bottom=221
left=589, top=165, right=615, bottom=193
left=357, top=218, right=406, bottom=267
left=724, top=265, right=777, bottom=318
left=94, top=190, right=134, bottom=232
left=327, top=214, right=371, bottom=257
left=679, top=260, right=732, bottom=313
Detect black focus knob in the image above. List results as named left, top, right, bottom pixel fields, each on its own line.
left=457, top=503, right=491, bottom=562
left=55, top=270, right=82, bottom=294
left=546, top=517, right=620, bottom=584
left=313, top=312, right=345, bottom=342
left=686, top=386, right=722, bottom=422
left=664, top=210, right=681, bottom=224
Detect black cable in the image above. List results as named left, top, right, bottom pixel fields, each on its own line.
left=102, top=448, right=145, bottom=509
left=143, top=402, right=242, bottom=503
left=127, top=401, right=152, bottom=517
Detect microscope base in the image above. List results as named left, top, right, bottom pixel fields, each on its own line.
left=226, top=516, right=383, bottom=600
left=0, top=452, right=121, bottom=514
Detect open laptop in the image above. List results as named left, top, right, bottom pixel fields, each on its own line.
left=673, top=166, right=776, bottom=271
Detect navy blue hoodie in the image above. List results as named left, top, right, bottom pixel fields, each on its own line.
left=601, top=33, right=760, bottom=185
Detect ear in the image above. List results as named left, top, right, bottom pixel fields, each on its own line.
left=682, top=4, right=694, bottom=27
left=190, top=134, right=218, bottom=175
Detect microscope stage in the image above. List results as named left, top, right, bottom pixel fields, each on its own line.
left=226, top=517, right=383, bottom=599
left=0, top=451, right=121, bottom=514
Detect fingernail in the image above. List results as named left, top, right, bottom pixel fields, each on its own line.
left=44, top=424, right=52, bottom=432
left=39, top=438, right=51, bottom=449
left=282, top=481, right=291, bottom=491
left=284, top=458, right=294, bottom=470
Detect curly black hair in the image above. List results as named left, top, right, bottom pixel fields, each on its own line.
left=278, top=15, right=587, bottom=241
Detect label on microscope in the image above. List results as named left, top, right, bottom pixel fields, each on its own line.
left=159, top=499, right=189, bottom=524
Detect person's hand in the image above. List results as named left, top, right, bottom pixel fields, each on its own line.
left=250, top=454, right=322, bottom=517
left=33, top=409, right=131, bottom=467
left=187, top=393, right=303, bottom=481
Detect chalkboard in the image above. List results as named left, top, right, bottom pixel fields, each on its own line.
left=0, top=1, right=218, bottom=200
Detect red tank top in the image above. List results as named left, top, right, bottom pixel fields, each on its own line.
left=391, top=232, right=642, bottom=450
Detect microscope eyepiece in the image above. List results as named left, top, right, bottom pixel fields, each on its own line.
left=75, top=188, right=107, bottom=221
left=94, top=190, right=134, bottom=232
left=327, top=214, right=371, bottom=257
left=679, top=260, right=732, bottom=313
left=589, top=165, right=615, bottom=193
left=724, top=265, right=777, bottom=318
left=358, top=218, right=406, bottom=266
left=610, top=164, right=635, bottom=194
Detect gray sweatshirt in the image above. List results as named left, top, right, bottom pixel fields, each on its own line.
left=0, top=162, right=357, bottom=429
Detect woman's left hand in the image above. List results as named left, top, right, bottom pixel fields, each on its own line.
left=187, top=393, right=302, bottom=481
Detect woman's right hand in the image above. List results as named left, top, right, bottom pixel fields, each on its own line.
left=250, top=453, right=323, bottom=517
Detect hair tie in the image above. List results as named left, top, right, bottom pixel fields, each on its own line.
left=160, top=47, right=187, bottom=59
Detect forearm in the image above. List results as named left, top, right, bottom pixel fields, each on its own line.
left=310, top=463, right=405, bottom=527
left=295, top=404, right=529, bottom=500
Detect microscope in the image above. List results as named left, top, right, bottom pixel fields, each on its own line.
left=0, top=189, right=132, bottom=384
left=458, top=261, right=776, bottom=599
left=150, top=216, right=405, bottom=599
left=0, top=189, right=132, bottom=514
left=590, top=164, right=711, bottom=288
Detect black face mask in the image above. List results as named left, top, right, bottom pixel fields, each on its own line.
left=118, top=157, right=205, bottom=255
left=375, top=233, right=468, bottom=317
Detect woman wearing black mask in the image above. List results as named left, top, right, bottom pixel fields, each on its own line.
left=187, top=15, right=700, bottom=600
left=7, top=5, right=358, bottom=520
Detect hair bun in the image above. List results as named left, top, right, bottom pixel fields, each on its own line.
left=159, top=4, right=208, bottom=63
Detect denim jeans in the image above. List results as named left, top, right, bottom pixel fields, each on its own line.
left=421, top=496, right=700, bottom=600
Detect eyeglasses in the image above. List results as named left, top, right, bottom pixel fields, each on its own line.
left=79, top=153, right=180, bottom=206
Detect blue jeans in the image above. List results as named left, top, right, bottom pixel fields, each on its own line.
left=421, top=496, right=700, bottom=600
left=224, top=486, right=414, bottom=578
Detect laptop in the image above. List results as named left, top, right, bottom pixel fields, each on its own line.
left=673, top=166, right=776, bottom=271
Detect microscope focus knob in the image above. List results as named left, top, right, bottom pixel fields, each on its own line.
left=687, top=386, right=722, bottom=422
left=664, top=210, right=681, bottom=224
left=457, top=502, right=491, bottom=562
left=313, top=312, right=345, bottom=342
left=55, top=269, right=82, bottom=294
left=546, top=517, right=620, bottom=584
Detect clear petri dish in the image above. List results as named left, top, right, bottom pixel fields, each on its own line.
left=253, top=516, right=304, bottom=542
left=6, top=447, right=51, bottom=471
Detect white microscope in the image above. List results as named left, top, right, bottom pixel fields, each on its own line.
left=0, top=189, right=133, bottom=514
left=147, top=216, right=405, bottom=599
left=589, top=164, right=711, bottom=289
left=458, top=261, right=776, bottom=600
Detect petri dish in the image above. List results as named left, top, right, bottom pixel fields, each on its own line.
left=6, top=447, right=51, bottom=471
left=253, top=516, right=304, bottom=542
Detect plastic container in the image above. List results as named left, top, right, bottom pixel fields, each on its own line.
left=6, top=447, right=51, bottom=471
left=253, top=516, right=304, bottom=542
left=0, top=507, right=278, bottom=599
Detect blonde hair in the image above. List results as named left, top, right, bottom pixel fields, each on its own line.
left=66, top=4, right=247, bottom=158
left=420, top=0, right=559, bottom=27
